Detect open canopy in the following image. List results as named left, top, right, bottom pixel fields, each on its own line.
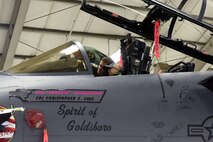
left=7, top=41, right=106, bottom=74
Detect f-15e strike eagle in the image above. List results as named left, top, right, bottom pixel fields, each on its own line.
left=0, top=0, right=212, bottom=142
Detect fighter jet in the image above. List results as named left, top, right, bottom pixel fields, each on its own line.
left=0, top=0, right=212, bottom=142
left=0, top=39, right=212, bottom=142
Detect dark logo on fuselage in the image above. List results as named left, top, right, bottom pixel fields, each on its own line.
left=188, top=116, right=213, bottom=142
left=10, top=89, right=106, bottom=103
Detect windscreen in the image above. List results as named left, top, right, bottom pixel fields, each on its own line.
left=7, top=42, right=87, bottom=73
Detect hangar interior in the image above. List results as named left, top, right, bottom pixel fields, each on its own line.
left=0, top=0, right=212, bottom=74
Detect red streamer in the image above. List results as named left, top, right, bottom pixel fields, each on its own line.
left=154, top=20, right=161, bottom=59
left=43, top=128, right=48, bottom=142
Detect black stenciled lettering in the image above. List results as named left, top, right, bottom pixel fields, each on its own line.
left=67, top=120, right=112, bottom=132
left=80, top=120, right=86, bottom=131
left=107, top=126, right=112, bottom=131
left=37, top=96, right=43, bottom=100
left=67, top=120, right=75, bottom=131
left=57, top=104, right=86, bottom=118
left=84, top=121, right=91, bottom=131
left=64, top=108, right=72, bottom=118
left=103, top=126, right=108, bottom=131
left=75, top=125, right=80, bottom=131
left=58, top=104, right=65, bottom=117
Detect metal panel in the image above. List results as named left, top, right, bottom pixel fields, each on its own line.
left=0, top=28, right=8, bottom=53
left=0, top=0, right=16, bottom=23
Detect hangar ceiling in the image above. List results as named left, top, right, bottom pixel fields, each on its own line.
left=0, top=0, right=212, bottom=72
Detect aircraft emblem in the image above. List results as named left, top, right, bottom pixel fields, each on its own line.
left=188, top=116, right=213, bottom=142
left=0, top=106, right=16, bottom=142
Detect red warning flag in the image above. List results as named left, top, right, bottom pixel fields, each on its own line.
left=43, top=128, right=48, bottom=142
left=154, top=20, right=161, bottom=59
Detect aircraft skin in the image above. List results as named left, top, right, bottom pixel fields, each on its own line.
left=0, top=64, right=213, bottom=142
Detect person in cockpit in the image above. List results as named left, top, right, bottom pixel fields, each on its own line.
left=97, top=57, right=121, bottom=76
left=106, top=63, right=121, bottom=76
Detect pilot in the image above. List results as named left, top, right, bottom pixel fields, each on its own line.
left=97, top=57, right=114, bottom=76
left=106, top=63, right=121, bottom=76
left=97, top=57, right=121, bottom=76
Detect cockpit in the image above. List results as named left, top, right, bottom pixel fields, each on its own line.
left=7, top=41, right=106, bottom=75
left=7, top=37, right=195, bottom=76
